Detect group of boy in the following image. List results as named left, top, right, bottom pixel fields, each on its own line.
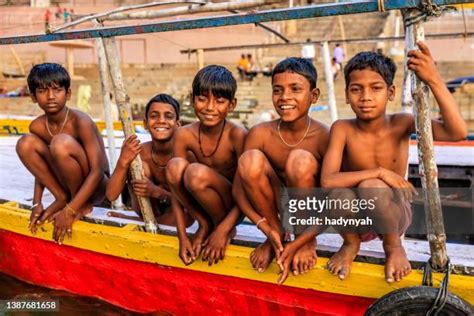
left=17, top=41, right=467, bottom=285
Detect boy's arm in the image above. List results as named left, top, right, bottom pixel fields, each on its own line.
left=231, top=125, right=248, bottom=157
left=173, top=127, right=190, bottom=159
left=106, top=135, right=141, bottom=201
left=407, top=41, right=467, bottom=141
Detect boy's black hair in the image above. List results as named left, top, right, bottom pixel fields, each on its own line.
left=344, top=51, right=397, bottom=88
left=192, top=65, right=237, bottom=101
left=144, top=93, right=180, bottom=120
left=272, top=57, right=318, bottom=89
left=27, top=63, right=71, bottom=94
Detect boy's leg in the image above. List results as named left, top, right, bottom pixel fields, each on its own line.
left=358, top=179, right=411, bottom=282
left=49, top=134, right=100, bottom=215
left=166, top=157, right=214, bottom=256
left=326, top=188, right=361, bottom=280
left=284, top=149, right=319, bottom=275
left=238, top=149, right=283, bottom=272
left=16, top=134, right=68, bottom=224
left=183, top=163, right=235, bottom=264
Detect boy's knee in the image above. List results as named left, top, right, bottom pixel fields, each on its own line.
left=16, top=134, right=40, bottom=155
left=49, top=134, right=76, bottom=156
left=166, top=157, right=188, bottom=186
left=358, top=178, right=387, bottom=189
left=328, top=188, right=356, bottom=201
left=358, top=178, right=390, bottom=198
left=285, top=149, right=318, bottom=181
left=183, top=163, right=210, bottom=192
left=238, top=149, right=267, bottom=182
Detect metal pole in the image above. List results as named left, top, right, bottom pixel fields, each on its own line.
left=102, top=36, right=158, bottom=234
left=5, top=0, right=471, bottom=45
left=95, top=35, right=122, bottom=209
left=321, top=41, right=338, bottom=122
left=402, top=9, right=447, bottom=269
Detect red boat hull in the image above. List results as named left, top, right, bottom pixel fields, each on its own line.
left=0, top=229, right=374, bottom=314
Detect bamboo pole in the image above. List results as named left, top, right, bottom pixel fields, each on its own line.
left=95, top=35, right=122, bottom=208
left=402, top=9, right=447, bottom=269
left=321, top=41, right=338, bottom=123
left=8, top=45, right=25, bottom=76
left=102, top=36, right=158, bottom=233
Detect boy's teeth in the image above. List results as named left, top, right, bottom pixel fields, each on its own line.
left=280, top=105, right=295, bottom=109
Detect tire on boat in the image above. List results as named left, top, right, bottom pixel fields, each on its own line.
left=364, top=286, right=473, bottom=316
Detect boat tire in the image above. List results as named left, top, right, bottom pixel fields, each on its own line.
left=364, top=286, right=473, bottom=316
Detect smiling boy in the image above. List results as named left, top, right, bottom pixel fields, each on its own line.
left=106, top=94, right=191, bottom=226
left=16, top=63, right=109, bottom=243
left=321, top=42, right=467, bottom=282
left=234, top=57, right=329, bottom=280
left=166, top=65, right=247, bottom=266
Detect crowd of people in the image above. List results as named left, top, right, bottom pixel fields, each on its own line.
left=236, top=54, right=272, bottom=81
left=44, top=4, right=74, bottom=32
left=17, top=42, right=467, bottom=286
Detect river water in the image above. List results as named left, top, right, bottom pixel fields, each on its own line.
left=0, top=272, right=140, bottom=315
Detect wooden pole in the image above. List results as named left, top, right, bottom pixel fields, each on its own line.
left=197, top=49, right=204, bottom=70
left=95, top=35, right=122, bottom=208
left=102, top=36, right=158, bottom=233
left=321, top=41, right=338, bottom=123
left=8, top=45, right=25, bottom=76
left=402, top=9, right=447, bottom=269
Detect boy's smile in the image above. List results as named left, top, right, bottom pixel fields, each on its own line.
left=145, top=102, right=178, bottom=141
left=272, top=71, right=319, bottom=122
left=193, top=92, right=235, bottom=127
left=346, top=69, right=395, bottom=121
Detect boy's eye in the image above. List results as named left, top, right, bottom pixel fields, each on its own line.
left=165, top=113, right=175, bottom=119
left=272, top=88, right=282, bottom=94
left=350, top=87, right=360, bottom=93
left=216, top=98, right=227, bottom=103
left=373, top=86, right=383, bottom=91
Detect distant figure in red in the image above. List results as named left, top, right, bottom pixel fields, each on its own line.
left=44, top=9, right=52, bottom=32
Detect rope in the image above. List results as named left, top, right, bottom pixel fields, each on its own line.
left=377, top=0, right=385, bottom=12
left=422, top=257, right=452, bottom=316
left=403, top=0, right=455, bottom=27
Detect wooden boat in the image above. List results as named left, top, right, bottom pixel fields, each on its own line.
left=0, top=199, right=473, bottom=314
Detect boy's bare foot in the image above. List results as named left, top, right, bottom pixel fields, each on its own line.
left=192, top=220, right=212, bottom=258
left=384, top=244, right=411, bottom=283
left=292, top=238, right=317, bottom=275
left=250, top=239, right=274, bottom=273
left=202, top=227, right=236, bottom=266
left=327, top=242, right=360, bottom=280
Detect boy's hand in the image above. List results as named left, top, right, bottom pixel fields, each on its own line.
left=379, top=168, right=417, bottom=203
left=179, top=236, right=196, bottom=265
left=118, top=135, right=141, bottom=168
left=131, top=178, right=156, bottom=198
left=51, top=209, right=76, bottom=244
left=277, top=242, right=298, bottom=285
left=29, top=203, right=44, bottom=235
left=407, top=41, right=441, bottom=86
left=201, top=226, right=230, bottom=266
